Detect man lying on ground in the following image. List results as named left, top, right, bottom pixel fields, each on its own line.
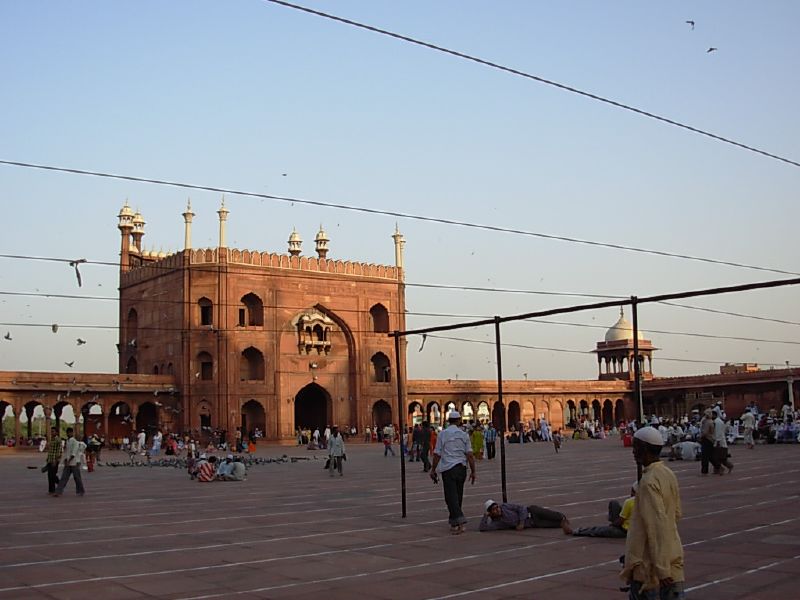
left=479, top=499, right=572, bottom=533
left=572, top=482, right=636, bottom=538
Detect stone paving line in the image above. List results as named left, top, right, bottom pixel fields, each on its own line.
left=1, top=440, right=798, bottom=599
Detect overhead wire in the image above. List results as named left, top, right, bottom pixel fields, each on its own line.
left=263, top=0, right=800, bottom=170
left=0, top=162, right=798, bottom=277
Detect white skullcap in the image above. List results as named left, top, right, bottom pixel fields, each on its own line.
left=633, top=426, right=663, bottom=446
left=226, top=454, right=234, bottom=459
left=448, top=410, right=461, bottom=419
left=484, top=499, right=498, bottom=512
left=199, top=453, right=207, bottom=459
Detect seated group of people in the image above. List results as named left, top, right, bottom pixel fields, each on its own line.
left=189, top=454, right=247, bottom=482
left=479, top=481, right=637, bottom=539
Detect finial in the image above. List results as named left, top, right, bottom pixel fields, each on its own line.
left=619, top=306, right=624, bottom=318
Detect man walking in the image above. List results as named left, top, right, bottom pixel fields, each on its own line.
left=713, top=409, right=733, bottom=474
left=484, top=423, right=497, bottom=460
left=740, top=408, right=756, bottom=450
left=419, top=421, right=432, bottom=472
left=328, top=425, right=345, bottom=476
left=54, top=427, right=85, bottom=497
left=430, top=410, right=476, bottom=535
left=621, top=427, right=685, bottom=599
left=44, top=427, right=62, bottom=495
left=699, top=409, right=715, bottom=475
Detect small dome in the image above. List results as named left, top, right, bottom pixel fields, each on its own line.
left=132, top=211, right=145, bottom=226
left=288, top=228, right=302, bottom=243
left=157, top=248, right=167, bottom=258
left=315, top=225, right=329, bottom=242
left=605, top=309, right=644, bottom=343
left=118, top=201, right=134, bottom=218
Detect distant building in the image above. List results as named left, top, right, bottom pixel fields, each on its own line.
left=0, top=202, right=796, bottom=445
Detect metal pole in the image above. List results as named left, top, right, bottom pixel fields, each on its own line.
left=494, top=317, right=508, bottom=503
left=631, top=297, right=643, bottom=482
left=394, top=332, right=407, bottom=518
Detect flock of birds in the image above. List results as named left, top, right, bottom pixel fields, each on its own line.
left=101, top=455, right=311, bottom=468
left=684, top=19, right=717, bottom=53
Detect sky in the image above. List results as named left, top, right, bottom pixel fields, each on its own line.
left=0, top=0, right=798, bottom=381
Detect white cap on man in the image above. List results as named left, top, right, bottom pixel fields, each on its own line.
left=448, top=410, right=461, bottom=420
left=633, top=426, right=663, bottom=446
left=484, top=499, right=498, bottom=512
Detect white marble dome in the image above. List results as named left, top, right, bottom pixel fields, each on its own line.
left=605, top=310, right=644, bottom=343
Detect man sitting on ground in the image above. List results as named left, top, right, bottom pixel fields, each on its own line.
left=219, top=456, right=247, bottom=481
left=479, top=499, right=572, bottom=534
left=572, top=483, right=636, bottom=538
left=669, top=440, right=701, bottom=461
left=197, top=455, right=217, bottom=482
left=216, top=454, right=235, bottom=479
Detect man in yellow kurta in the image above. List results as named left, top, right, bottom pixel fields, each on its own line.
left=621, top=426, right=685, bottom=599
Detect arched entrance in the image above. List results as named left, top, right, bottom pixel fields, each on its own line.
left=408, top=401, right=423, bottom=425
left=372, top=399, right=392, bottom=428
left=591, top=400, right=601, bottom=422
left=615, top=399, right=625, bottom=425
left=477, top=401, right=490, bottom=424
left=80, top=402, right=103, bottom=438
left=508, top=401, right=521, bottom=431
left=109, top=402, right=132, bottom=439
left=462, top=401, right=474, bottom=423
left=426, top=401, right=441, bottom=426
left=0, top=402, right=12, bottom=444
left=136, top=402, right=159, bottom=436
left=491, top=402, right=505, bottom=430
left=241, top=399, right=266, bottom=438
left=602, top=400, right=614, bottom=427
left=566, top=400, right=577, bottom=427
left=295, top=383, right=330, bottom=432
left=20, top=401, right=45, bottom=441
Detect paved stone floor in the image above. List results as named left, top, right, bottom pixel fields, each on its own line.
left=0, top=438, right=798, bottom=599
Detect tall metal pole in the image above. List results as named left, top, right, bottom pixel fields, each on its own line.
left=494, top=317, right=508, bottom=503
left=394, top=332, right=407, bottom=518
left=631, top=297, right=644, bottom=482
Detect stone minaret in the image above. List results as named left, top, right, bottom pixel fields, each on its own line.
left=288, top=228, right=302, bottom=256
left=315, top=225, right=330, bottom=259
left=182, top=199, right=195, bottom=250
left=392, top=224, right=405, bottom=271
left=131, top=210, right=145, bottom=253
left=117, top=200, right=135, bottom=272
left=217, top=197, right=229, bottom=248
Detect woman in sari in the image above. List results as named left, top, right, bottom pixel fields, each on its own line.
left=470, top=426, right=484, bottom=459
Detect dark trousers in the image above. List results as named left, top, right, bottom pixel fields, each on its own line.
left=629, top=580, right=685, bottom=599
left=573, top=500, right=626, bottom=538
left=486, top=441, right=496, bottom=459
left=56, top=465, right=85, bottom=495
left=420, top=446, right=431, bottom=471
left=713, top=446, right=733, bottom=471
left=328, top=456, right=343, bottom=476
left=46, top=463, right=59, bottom=494
left=441, top=464, right=467, bottom=526
left=700, top=438, right=714, bottom=474
left=527, top=504, right=566, bottom=528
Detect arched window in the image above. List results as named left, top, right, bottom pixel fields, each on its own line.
left=313, top=324, right=324, bottom=342
left=239, top=293, right=263, bottom=327
left=370, top=304, right=389, bottom=333
left=152, top=365, right=159, bottom=375
left=167, top=362, right=174, bottom=375
left=371, top=352, right=391, bottom=383
left=126, top=308, right=138, bottom=345
left=198, top=297, right=213, bottom=326
left=197, top=351, right=213, bottom=381
left=240, top=347, right=265, bottom=381
left=126, top=356, right=138, bottom=374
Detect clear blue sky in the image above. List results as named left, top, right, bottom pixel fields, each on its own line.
left=1, top=0, right=798, bottom=380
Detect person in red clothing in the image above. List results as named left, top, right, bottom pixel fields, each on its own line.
left=197, top=455, right=217, bottom=482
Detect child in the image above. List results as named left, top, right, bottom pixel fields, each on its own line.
left=553, top=429, right=563, bottom=453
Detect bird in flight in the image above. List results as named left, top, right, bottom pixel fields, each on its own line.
left=3, top=332, right=11, bottom=341
left=418, top=333, right=428, bottom=352
left=64, top=361, right=75, bottom=368
left=51, top=324, right=59, bottom=333
left=69, top=258, right=87, bottom=287
left=76, top=338, right=87, bottom=345
left=685, top=20, right=695, bottom=30
left=707, top=47, right=718, bottom=53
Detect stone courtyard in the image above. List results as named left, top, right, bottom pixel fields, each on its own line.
left=0, top=438, right=797, bottom=599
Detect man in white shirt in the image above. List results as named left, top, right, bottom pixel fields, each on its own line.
left=430, top=411, right=476, bottom=535
left=740, top=409, right=756, bottom=449
left=712, top=410, right=733, bottom=474
left=137, top=430, right=146, bottom=454
left=53, top=427, right=85, bottom=497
